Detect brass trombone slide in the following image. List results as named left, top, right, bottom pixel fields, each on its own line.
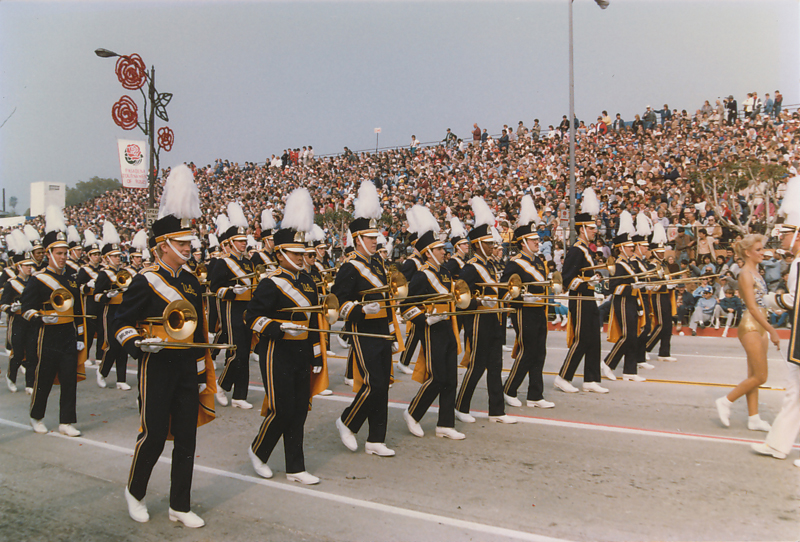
left=359, top=271, right=409, bottom=298
left=284, top=325, right=395, bottom=341
left=134, top=340, right=236, bottom=350
left=475, top=274, right=522, bottom=297
left=426, top=307, right=515, bottom=317
left=279, top=294, right=341, bottom=325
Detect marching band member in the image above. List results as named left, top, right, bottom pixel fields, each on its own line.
left=0, top=236, right=16, bottom=290
left=245, top=188, right=323, bottom=484
left=396, top=208, right=423, bottom=375
left=753, top=176, right=800, bottom=464
left=127, top=230, right=149, bottom=274
left=211, top=202, right=255, bottom=409
left=24, top=225, right=47, bottom=271
left=94, top=221, right=131, bottom=390
left=633, top=212, right=656, bottom=371
left=77, top=231, right=103, bottom=366
left=443, top=215, right=469, bottom=281
left=502, top=195, right=555, bottom=409
left=21, top=206, right=87, bottom=437
left=401, top=204, right=465, bottom=440
left=1, top=231, right=35, bottom=393
left=645, top=224, right=678, bottom=362
left=556, top=188, right=608, bottom=394
left=455, top=197, right=516, bottom=424
left=113, top=164, right=214, bottom=527
left=601, top=211, right=645, bottom=382
left=304, top=225, right=326, bottom=291
left=251, top=208, right=278, bottom=269
left=332, top=181, right=396, bottom=457
left=65, top=226, right=83, bottom=276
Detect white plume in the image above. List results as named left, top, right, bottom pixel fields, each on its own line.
left=581, top=187, right=600, bottom=215
left=490, top=226, right=503, bottom=244
left=618, top=211, right=635, bottom=236
left=158, top=164, right=201, bottom=220
left=11, top=230, right=32, bottom=254
left=470, top=196, right=495, bottom=228
left=449, top=216, right=467, bottom=240
left=414, top=205, right=440, bottom=236
left=280, top=188, right=314, bottom=233
left=83, top=229, right=98, bottom=248
left=215, top=214, right=231, bottom=235
left=779, top=175, right=800, bottom=227
left=102, top=220, right=120, bottom=247
left=226, top=202, right=248, bottom=229
left=45, top=205, right=67, bottom=234
left=142, top=248, right=151, bottom=261
left=651, top=223, right=667, bottom=245
left=67, top=225, right=81, bottom=245
left=208, top=233, right=220, bottom=248
left=4, top=234, right=15, bottom=254
left=405, top=206, right=421, bottom=234
left=376, top=232, right=387, bottom=247
left=246, top=235, right=256, bottom=248
left=636, top=212, right=652, bottom=236
left=517, top=194, right=540, bottom=227
left=131, top=229, right=149, bottom=251
left=261, top=209, right=276, bottom=231
left=24, top=225, right=41, bottom=243
left=385, top=236, right=394, bottom=255
left=345, top=229, right=353, bottom=248
left=306, top=224, right=325, bottom=243
left=192, top=238, right=202, bottom=250
left=353, top=180, right=382, bottom=220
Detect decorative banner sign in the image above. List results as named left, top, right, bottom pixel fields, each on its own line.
left=117, top=139, right=148, bottom=189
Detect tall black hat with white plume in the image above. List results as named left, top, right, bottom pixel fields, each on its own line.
left=42, top=205, right=68, bottom=251
left=101, top=220, right=122, bottom=256
left=514, top=194, right=540, bottom=241
left=152, top=164, right=200, bottom=244
left=261, top=209, right=277, bottom=240
left=224, top=202, right=248, bottom=242
left=468, top=197, right=496, bottom=243
left=349, top=180, right=382, bottom=237
left=274, top=188, right=314, bottom=253
left=575, top=187, right=600, bottom=229
left=413, top=205, right=443, bottom=255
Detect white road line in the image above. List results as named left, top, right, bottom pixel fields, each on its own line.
left=0, top=417, right=569, bottom=542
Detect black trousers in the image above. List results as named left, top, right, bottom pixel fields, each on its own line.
left=504, top=308, right=548, bottom=401
left=604, top=296, right=640, bottom=374
left=646, top=292, right=673, bottom=357
left=558, top=298, right=601, bottom=383
left=217, top=301, right=251, bottom=400
left=399, top=323, right=421, bottom=367
left=30, top=323, right=77, bottom=424
left=251, top=340, right=311, bottom=474
left=127, top=353, right=198, bottom=512
left=84, top=299, right=98, bottom=359
left=408, top=321, right=458, bottom=428
left=8, top=315, right=34, bottom=387
left=99, top=305, right=127, bottom=383
left=341, top=333, right=391, bottom=443
left=634, top=296, right=652, bottom=363
left=456, top=314, right=505, bottom=417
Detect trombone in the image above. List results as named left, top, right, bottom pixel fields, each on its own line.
left=279, top=293, right=341, bottom=325
left=359, top=270, right=409, bottom=299
left=138, top=299, right=236, bottom=350
left=280, top=324, right=395, bottom=341
left=376, top=279, right=472, bottom=309
left=193, top=262, right=208, bottom=282
left=45, top=288, right=97, bottom=318
left=475, top=274, right=522, bottom=298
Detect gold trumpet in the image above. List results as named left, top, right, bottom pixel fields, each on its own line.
left=140, top=299, right=235, bottom=350
left=279, top=293, right=341, bottom=325
left=359, top=271, right=409, bottom=299
left=476, top=274, right=522, bottom=298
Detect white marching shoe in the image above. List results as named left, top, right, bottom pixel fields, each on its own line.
left=455, top=410, right=476, bottom=423
left=554, top=375, right=579, bottom=393
left=116, top=382, right=131, bottom=391
left=396, top=363, right=414, bottom=375
left=748, top=415, right=772, bottom=432
left=503, top=393, right=522, bottom=407
left=96, top=370, right=107, bottom=389
left=30, top=418, right=47, bottom=434
left=582, top=382, right=609, bottom=394
left=59, top=424, right=81, bottom=437
left=436, top=427, right=466, bottom=440
left=231, top=399, right=253, bottom=410
left=248, top=447, right=273, bottom=479
left=343, top=377, right=354, bottom=387
left=622, top=374, right=646, bottom=382
left=751, top=442, right=786, bottom=459
left=600, top=363, right=617, bottom=381
left=403, top=410, right=424, bottom=437
left=25, top=387, right=33, bottom=395
left=168, top=508, right=205, bottom=528
left=6, top=376, right=17, bottom=393
left=552, top=315, right=562, bottom=325
left=124, top=487, right=149, bottom=523
left=364, top=442, right=395, bottom=457
left=527, top=399, right=555, bottom=409
left=215, top=390, right=229, bottom=406
left=317, top=389, right=333, bottom=396
left=502, top=345, right=513, bottom=352
left=638, top=362, right=655, bottom=370
left=287, top=471, right=320, bottom=485
left=657, top=356, right=678, bottom=362
left=336, top=418, right=358, bottom=451
left=489, top=414, right=518, bottom=424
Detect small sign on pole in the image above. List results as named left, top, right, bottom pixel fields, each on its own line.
left=146, top=207, right=158, bottom=228
left=374, top=127, right=381, bottom=134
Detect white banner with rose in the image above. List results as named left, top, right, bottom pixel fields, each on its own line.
left=117, top=139, right=148, bottom=189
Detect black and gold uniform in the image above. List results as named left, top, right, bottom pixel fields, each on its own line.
left=94, top=245, right=130, bottom=388
left=603, top=235, right=644, bottom=376
left=397, top=241, right=423, bottom=370
left=0, top=264, right=16, bottom=291
left=76, top=247, right=103, bottom=362
left=631, top=236, right=654, bottom=367
left=646, top=250, right=675, bottom=359
left=1, top=253, right=35, bottom=391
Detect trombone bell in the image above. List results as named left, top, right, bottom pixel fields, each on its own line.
left=115, top=268, right=133, bottom=289
left=50, top=288, right=74, bottom=313
left=163, top=299, right=198, bottom=341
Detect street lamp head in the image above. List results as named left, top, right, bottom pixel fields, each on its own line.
left=594, top=0, right=610, bottom=8
left=94, top=48, right=119, bottom=58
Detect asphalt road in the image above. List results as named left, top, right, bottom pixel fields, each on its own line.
left=0, top=324, right=797, bottom=542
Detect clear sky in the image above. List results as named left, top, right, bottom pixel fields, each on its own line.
left=1, top=0, right=798, bottom=214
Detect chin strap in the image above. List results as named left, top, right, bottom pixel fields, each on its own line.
left=357, top=235, right=375, bottom=256
left=166, top=239, right=191, bottom=262
left=281, top=250, right=303, bottom=272
left=47, top=249, right=65, bottom=271
left=429, top=250, right=441, bottom=267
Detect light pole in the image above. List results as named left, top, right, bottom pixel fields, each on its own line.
left=568, top=0, right=608, bottom=244
left=95, top=48, right=174, bottom=226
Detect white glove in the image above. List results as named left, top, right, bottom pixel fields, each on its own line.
left=106, top=290, right=121, bottom=298
left=232, top=285, right=249, bottom=295
left=139, top=337, right=165, bottom=353
left=522, top=294, right=541, bottom=304
left=667, top=283, right=676, bottom=290
left=646, top=285, right=658, bottom=292
left=391, top=341, right=399, bottom=353
left=632, top=282, right=646, bottom=290
left=588, top=274, right=602, bottom=287
left=426, top=313, right=448, bottom=326
left=10, top=301, right=21, bottom=312
left=362, top=302, right=381, bottom=315
left=481, top=298, right=497, bottom=309
left=312, top=365, right=323, bottom=374
left=280, top=322, right=306, bottom=337
left=41, top=315, right=59, bottom=324
left=198, top=383, right=207, bottom=394
left=76, top=341, right=85, bottom=351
